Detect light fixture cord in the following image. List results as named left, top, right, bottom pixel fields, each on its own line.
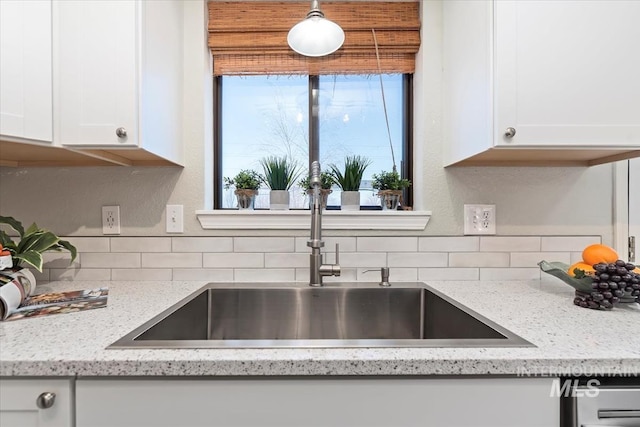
left=372, top=28, right=397, bottom=174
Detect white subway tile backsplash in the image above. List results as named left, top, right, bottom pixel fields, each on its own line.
left=295, top=268, right=359, bottom=282
left=387, top=252, right=448, bottom=268
left=234, top=269, right=295, bottom=282
left=234, top=237, right=294, bottom=253
left=326, top=268, right=358, bottom=282
left=265, top=253, right=309, bottom=268
left=340, top=252, right=387, bottom=268
left=111, top=237, right=171, bottom=253
left=51, top=234, right=600, bottom=284
left=32, top=269, right=50, bottom=283
left=142, top=253, right=202, bottom=268
left=50, top=268, right=111, bottom=281
left=419, top=268, right=479, bottom=281
left=480, top=268, right=541, bottom=281
left=172, top=269, right=233, bottom=281
left=172, top=237, right=233, bottom=253
left=66, top=237, right=110, bottom=252
left=357, top=237, right=418, bottom=252
left=570, top=252, right=584, bottom=264
left=541, top=236, right=600, bottom=252
left=480, top=236, right=540, bottom=252
left=42, top=252, right=80, bottom=268
left=294, top=237, right=357, bottom=253
left=419, top=236, right=479, bottom=252
left=111, top=269, right=172, bottom=281
left=449, top=252, right=510, bottom=268
left=510, top=252, right=571, bottom=268
left=81, top=253, right=141, bottom=268
left=203, top=253, right=263, bottom=268
left=374, top=268, right=418, bottom=282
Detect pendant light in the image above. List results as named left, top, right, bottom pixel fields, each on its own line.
left=287, top=0, right=345, bottom=57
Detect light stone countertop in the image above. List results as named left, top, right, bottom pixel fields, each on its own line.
left=1, top=278, right=639, bottom=377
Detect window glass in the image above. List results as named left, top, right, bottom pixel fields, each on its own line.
left=219, top=74, right=406, bottom=209
left=318, top=75, right=403, bottom=207
left=221, top=75, right=308, bottom=209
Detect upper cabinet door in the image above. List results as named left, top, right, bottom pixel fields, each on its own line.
left=0, top=0, right=53, bottom=142
left=54, top=0, right=138, bottom=147
left=494, top=0, right=640, bottom=147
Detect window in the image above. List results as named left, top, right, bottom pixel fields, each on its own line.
left=214, top=73, right=412, bottom=209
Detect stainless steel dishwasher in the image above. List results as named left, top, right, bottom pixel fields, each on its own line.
left=561, top=378, right=640, bottom=426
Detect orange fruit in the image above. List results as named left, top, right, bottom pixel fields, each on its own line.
left=567, top=261, right=595, bottom=277
left=582, top=244, right=618, bottom=265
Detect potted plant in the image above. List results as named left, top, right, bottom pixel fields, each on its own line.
left=371, top=170, right=411, bottom=210
left=260, top=156, right=301, bottom=210
left=298, top=172, right=334, bottom=209
left=224, top=169, right=262, bottom=210
left=0, top=215, right=77, bottom=290
left=328, top=155, right=371, bottom=211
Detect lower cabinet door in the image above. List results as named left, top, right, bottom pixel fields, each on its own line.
left=0, top=378, right=73, bottom=427
left=76, top=377, right=559, bottom=427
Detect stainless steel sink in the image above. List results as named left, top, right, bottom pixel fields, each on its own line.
left=108, top=283, right=533, bottom=348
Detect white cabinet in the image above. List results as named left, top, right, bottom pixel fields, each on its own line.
left=53, top=0, right=184, bottom=166
left=76, top=377, right=558, bottom=427
left=443, top=0, right=640, bottom=167
left=0, top=378, right=73, bottom=427
left=0, top=0, right=53, bottom=143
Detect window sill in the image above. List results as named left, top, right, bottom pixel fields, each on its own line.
left=196, top=210, right=431, bottom=230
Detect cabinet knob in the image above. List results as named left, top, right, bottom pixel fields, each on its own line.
left=36, top=392, right=56, bottom=409
left=116, top=127, right=128, bottom=138
left=504, top=127, right=517, bottom=138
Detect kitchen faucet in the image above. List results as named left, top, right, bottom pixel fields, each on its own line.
left=308, top=161, right=340, bottom=286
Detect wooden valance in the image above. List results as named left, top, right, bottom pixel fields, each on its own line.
left=208, top=1, right=421, bottom=75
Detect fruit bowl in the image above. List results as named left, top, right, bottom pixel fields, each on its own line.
left=538, top=260, right=639, bottom=310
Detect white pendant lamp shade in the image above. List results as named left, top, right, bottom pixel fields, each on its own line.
left=287, top=1, right=345, bottom=57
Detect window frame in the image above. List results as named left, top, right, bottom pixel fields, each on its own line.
left=213, top=74, right=414, bottom=210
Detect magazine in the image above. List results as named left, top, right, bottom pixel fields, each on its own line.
left=0, top=269, right=108, bottom=321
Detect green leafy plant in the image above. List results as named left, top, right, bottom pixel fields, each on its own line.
left=260, top=156, right=301, bottom=190
left=224, top=169, right=262, bottom=191
left=0, top=216, right=77, bottom=272
left=298, top=172, right=334, bottom=190
left=328, top=155, right=372, bottom=192
left=371, top=170, right=411, bottom=191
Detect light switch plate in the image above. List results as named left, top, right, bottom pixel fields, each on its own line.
left=464, top=204, right=496, bottom=235
left=166, top=205, right=184, bottom=233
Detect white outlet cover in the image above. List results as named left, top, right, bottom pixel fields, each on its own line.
left=102, top=205, right=121, bottom=235
left=463, top=204, right=496, bottom=235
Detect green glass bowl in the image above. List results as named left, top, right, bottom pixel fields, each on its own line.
left=538, top=260, right=637, bottom=304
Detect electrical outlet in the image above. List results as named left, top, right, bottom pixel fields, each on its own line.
left=166, top=205, right=184, bottom=233
left=464, top=204, right=496, bottom=235
left=102, top=205, right=121, bottom=235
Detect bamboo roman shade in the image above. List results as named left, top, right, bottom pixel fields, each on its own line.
left=208, top=1, right=420, bottom=75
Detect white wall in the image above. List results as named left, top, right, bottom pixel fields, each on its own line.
left=0, top=1, right=615, bottom=245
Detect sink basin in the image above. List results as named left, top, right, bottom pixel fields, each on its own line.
left=109, top=283, right=533, bottom=348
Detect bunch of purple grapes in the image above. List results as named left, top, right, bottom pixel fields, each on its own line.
left=574, top=260, right=640, bottom=310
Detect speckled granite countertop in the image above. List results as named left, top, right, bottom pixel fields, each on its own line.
left=1, top=279, right=638, bottom=377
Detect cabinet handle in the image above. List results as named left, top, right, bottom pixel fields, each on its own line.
left=504, top=127, right=516, bottom=138
left=116, top=127, right=128, bottom=138
left=36, top=392, right=56, bottom=409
